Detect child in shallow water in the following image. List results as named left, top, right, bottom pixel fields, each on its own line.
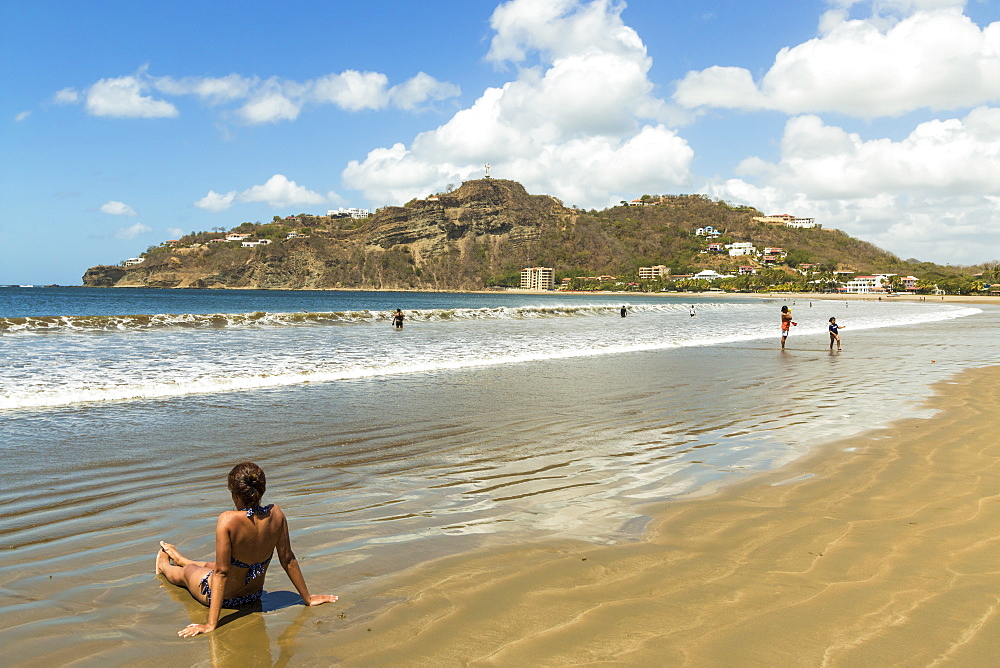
left=829, top=317, right=843, bottom=350
left=155, top=462, right=337, bottom=637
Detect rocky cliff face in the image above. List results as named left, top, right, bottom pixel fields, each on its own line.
left=82, top=179, right=572, bottom=290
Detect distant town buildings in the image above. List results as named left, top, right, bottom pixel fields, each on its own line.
left=521, top=266, right=555, bottom=290
left=328, top=207, right=370, bottom=219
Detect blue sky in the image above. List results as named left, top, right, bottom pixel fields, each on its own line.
left=2, top=0, right=998, bottom=285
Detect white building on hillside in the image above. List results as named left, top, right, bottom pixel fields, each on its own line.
left=521, top=266, right=555, bottom=290
left=728, top=242, right=755, bottom=257
left=752, top=214, right=821, bottom=229
left=328, top=207, right=370, bottom=219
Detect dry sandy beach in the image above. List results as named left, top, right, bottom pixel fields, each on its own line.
left=307, top=365, right=1000, bottom=666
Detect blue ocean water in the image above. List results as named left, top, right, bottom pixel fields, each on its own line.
left=1, top=286, right=998, bottom=663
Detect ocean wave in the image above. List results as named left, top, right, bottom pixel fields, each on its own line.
left=0, top=303, right=706, bottom=333
left=0, top=306, right=981, bottom=412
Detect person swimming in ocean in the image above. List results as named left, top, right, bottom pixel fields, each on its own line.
left=156, top=462, right=337, bottom=637
left=393, top=309, right=404, bottom=329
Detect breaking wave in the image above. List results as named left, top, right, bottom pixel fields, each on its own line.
left=0, top=303, right=707, bottom=333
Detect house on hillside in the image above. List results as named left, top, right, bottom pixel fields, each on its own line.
left=695, top=226, right=721, bottom=238
left=328, top=207, right=370, bottom=219
left=727, top=242, right=754, bottom=257
left=753, top=214, right=821, bottom=229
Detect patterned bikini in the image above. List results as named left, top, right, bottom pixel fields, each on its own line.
left=199, top=505, right=274, bottom=608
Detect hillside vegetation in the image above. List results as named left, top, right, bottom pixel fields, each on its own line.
left=82, top=179, right=991, bottom=292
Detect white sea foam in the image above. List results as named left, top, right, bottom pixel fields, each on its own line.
left=0, top=301, right=983, bottom=411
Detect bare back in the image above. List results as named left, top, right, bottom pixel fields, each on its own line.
left=215, top=504, right=288, bottom=598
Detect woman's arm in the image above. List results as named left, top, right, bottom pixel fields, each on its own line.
left=178, top=515, right=233, bottom=637
left=275, top=511, right=338, bottom=606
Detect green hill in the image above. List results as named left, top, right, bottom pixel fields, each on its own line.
left=82, top=179, right=988, bottom=291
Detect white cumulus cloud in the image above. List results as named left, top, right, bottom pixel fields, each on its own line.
left=85, top=75, right=178, bottom=119
left=388, top=72, right=462, bottom=110
left=114, top=222, right=153, bottom=239
left=238, top=91, right=301, bottom=124
left=54, top=68, right=460, bottom=125
left=100, top=200, right=138, bottom=216
left=675, top=6, right=1000, bottom=117
left=195, top=175, right=328, bottom=211
left=238, top=174, right=326, bottom=207
left=343, top=0, right=692, bottom=209
left=53, top=88, right=80, bottom=104
left=194, top=190, right=238, bottom=212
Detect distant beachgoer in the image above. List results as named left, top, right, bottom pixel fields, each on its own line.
left=689, top=305, right=696, bottom=318
left=156, top=462, right=337, bottom=637
left=780, top=305, right=796, bottom=349
left=829, top=317, right=843, bottom=350
left=621, top=305, right=627, bottom=318
left=393, top=309, right=404, bottom=329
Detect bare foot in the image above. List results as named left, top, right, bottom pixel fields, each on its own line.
left=159, top=541, right=190, bottom=568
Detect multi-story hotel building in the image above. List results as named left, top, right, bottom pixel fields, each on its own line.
left=520, top=266, right=555, bottom=290
left=638, top=265, right=669, bottom=279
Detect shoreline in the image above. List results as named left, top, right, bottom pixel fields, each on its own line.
left=56, top=283, right=1000, bottom=307
left=315, top=364, right=1000, bottom=664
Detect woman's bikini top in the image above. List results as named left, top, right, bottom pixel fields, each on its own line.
left=233, top=504, right=274, bottom=584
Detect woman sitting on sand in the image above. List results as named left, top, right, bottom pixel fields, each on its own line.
left=156, top=462, right=337, bottom=637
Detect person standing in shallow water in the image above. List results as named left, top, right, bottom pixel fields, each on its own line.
left=829, top=317, right=844, bottom=350
left=620, top=305, right=627, bottom=318
left=393, top=309, right=404, bottom=329
left=156, top=462, right=337, bottom=637
left=780, top=305, right=795, bottom=349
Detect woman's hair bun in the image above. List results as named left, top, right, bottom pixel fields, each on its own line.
left=228, top=462, right=266, bottom=506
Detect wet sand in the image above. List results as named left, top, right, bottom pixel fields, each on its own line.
left=4, top=352, right=999, bottom=665
left=318, top=365, right=1000, bottom=665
